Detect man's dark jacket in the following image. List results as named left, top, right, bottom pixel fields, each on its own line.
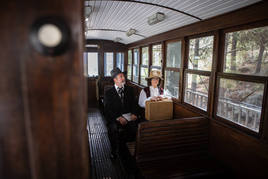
left=104, top=85, right=138, bottom=124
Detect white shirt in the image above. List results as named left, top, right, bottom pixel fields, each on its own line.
left=138, top=86, right=162, bottom=108
left=114, top=84, right=124, bottom=97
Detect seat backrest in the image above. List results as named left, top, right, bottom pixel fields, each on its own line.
left=135, top=117, right=209, bottom=163
left=104, top=85, right=113, bottom=94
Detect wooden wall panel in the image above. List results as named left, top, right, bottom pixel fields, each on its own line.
left=88, top=78, right=97, bottom=107
left=173, top=103, right=201, bottom=119
left=210, top=120, right=268, bottom=178
left=0, top=0, right=89, bottom=179
left=0, top=3, right=32, bottom=178
left=86, top=39, right=127, bottom=53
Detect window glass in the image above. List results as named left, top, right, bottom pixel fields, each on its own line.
left=164, top=70, right=180, bottom=98
left=166, top=41, right=182, bottom=68
left=141, top=47, right=149, bottom=86
left=127, top=50, right=132, bottom=80
left=184, top=73, right=209, bottom=111
left=152, top=44, right=162, bottom=68
left=224, top=26, right=268, bottom=76
left=116, top=52, right=124, bottom=71
left=133, top=49, right=139, bottom=83
left=188, top=36, right=214, bottom=71
left=134, top=49, right=139, bottom=65
left=217, top=78, right=264, bottom=132
left=127, top=65, right=132, bottom=80
left=128, top=50, right=132, bottom=64
left=85, top=52, right=98, bottom=77
left=133, top=66, right=139, bottom=83
left=140, top=67, right=148, bottom=86
left=104, top=52, right=114, bottom=77
left=142, top=47, right=149, bottom=65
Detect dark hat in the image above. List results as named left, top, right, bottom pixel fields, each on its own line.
left=110, top=67, right=123, bottom=79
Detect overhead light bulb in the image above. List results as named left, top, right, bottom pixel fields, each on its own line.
left=147, top=12, right=165, bottom=25
left=84, top=1, right=92, bottom=18
left=114, top=37, right=122, bottom=42
left=126, top=28, right=137, bottom=37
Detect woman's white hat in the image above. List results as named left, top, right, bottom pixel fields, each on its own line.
left=145, top=69, right=163, bottom=80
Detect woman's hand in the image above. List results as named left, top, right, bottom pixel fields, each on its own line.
left=150, top=96, right=158, bottom=101
left=150, top=96, right=163, bottom=101
left=156, top=96, right=163, bottom=101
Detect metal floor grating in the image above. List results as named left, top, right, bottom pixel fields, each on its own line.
left=87, top=108, right=137, bottom=179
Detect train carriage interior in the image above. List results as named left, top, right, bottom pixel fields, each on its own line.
left=1, top=0, right=268, bottom=179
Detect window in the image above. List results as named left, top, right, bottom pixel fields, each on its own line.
left=140, top=47, right=149, bottom=86
left=188, top=36, right=214, bottom=71
left=84, top=52, right=98, bottom=77
left=116, top=52, right=124, bottom=71
left=152, top=44, right=162, bottom=69
left=217, top=78, right=264, bottom=132
left=165, top=71, right=180, bottom=98
left=216, top=26, right=268, bottom=133
left=104, top=52, right=114, bottom=77
left=184, top=74, right=209, bottom=111
left=133, top=49, right=140, bottom=83
left=184, top=35, right=214, bottom=111
left=223, top=26, right=268, bottom=76
left=127, top=50, right=132, bottom=80
left=164, top=41, right=182, bottom=98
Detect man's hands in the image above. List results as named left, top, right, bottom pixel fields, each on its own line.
left=118, top=116, right=127, bottom=126
left=131, top=114, right=137, bottom=121
left=118, top=114, right=137, bottom=126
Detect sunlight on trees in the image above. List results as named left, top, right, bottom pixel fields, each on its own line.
left=224, top=26, right=268, bottom=75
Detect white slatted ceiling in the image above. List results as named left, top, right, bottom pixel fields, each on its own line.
left=85, top=0, right=261, bottom=44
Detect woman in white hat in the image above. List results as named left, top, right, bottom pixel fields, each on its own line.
left=138, top=69, right=164, bottom=108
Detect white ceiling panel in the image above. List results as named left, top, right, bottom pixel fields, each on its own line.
left=85, top=0, right=261, bottom=44
left=85, top=30, right=144, bottom=43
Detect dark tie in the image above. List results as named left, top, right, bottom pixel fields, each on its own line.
left=118, top=87, right=124, bottom=103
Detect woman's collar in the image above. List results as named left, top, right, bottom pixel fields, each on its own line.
left=150, top=85, right=158, bottom=89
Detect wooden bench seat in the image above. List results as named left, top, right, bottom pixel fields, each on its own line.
left=138, top=157, right=226, bottom=179
left=128, top=117, right=231, bottom=179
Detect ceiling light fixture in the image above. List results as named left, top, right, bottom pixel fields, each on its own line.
left=114, top=37, right=122, bottom=43
left=147, top=12, right=165, bottom=25
left=85, top=1, right=92, bottom=20
left=85, top=44, right=99, bottom=48
left=126, top=28, right=137, bottom=37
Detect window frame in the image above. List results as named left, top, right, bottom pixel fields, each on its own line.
left=151, top=43, right=163, bottom=70
left=132, top=48, right=140, bottom=84
left=164, top=38, right=183, bottom=99
left=116, top=52, right=125, bottom=72
left=213, top=23, right=268, bottom=136
left=182, top=32, right=217, bottom=115
left=140, top=46, right=150, bottom=86
left=127, top=49, right=133, bottom=81
left=103, top=52, right=114, bottom=77
left=125, top=21, right=268, bottom=138
left=85, top=52, right=99, bottom=77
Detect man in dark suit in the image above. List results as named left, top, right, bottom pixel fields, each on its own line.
left=104, top=68, right=138, bottom=159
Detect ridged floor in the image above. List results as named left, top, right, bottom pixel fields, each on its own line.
left=87, top=108, right=137, bottom=179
